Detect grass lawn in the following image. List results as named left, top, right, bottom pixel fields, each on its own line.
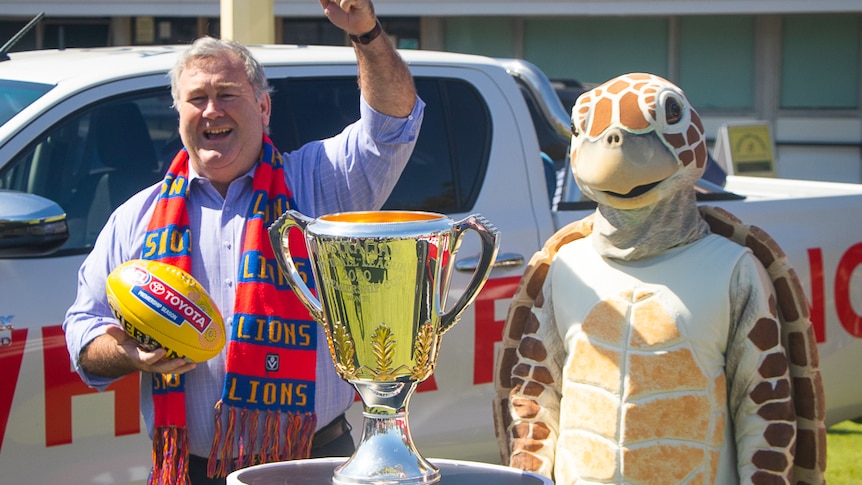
left=826, top=419, right=862, bottom=483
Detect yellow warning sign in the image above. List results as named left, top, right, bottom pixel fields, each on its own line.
left=725, top=123, right=776, bottom=177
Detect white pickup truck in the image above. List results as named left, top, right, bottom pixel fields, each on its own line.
left=1, top=44, right=861, bottom=484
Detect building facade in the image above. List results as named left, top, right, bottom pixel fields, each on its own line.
left=1, top=1, right=860, bottom=183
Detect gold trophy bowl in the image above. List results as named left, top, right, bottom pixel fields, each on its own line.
left=269, top=210, right=500, bottom=484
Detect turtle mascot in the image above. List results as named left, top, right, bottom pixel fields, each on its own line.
left=492, top=73, right=826, bottom=484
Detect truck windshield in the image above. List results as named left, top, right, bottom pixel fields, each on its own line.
left=0, top=80, right=52, bottom=126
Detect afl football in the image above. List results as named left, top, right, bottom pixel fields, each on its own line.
left=105, top=259, right=225, bottom=362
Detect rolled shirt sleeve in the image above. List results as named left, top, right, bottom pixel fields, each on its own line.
left=284, top=94, right=425, bottom=217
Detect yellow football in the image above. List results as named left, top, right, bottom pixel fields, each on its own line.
left=105, top=259, right=225, bottom=363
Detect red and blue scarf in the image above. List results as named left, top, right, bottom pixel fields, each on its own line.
left=144, top=135, right=317, bottom=483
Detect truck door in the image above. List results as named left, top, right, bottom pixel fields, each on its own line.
left=387, top=66, right=551, bottom=462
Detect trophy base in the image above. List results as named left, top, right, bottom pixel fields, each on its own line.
left=334, top=382, right=439, bottom=485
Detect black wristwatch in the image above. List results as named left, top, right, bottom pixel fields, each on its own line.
left=349, top=20, right=383, bottom=45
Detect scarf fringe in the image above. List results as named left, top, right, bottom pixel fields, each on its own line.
left=149, top=425, right=189, bottom=485
left=206, top=402, right=317, bottom=478
left=206, top=402, right=221, bottom=478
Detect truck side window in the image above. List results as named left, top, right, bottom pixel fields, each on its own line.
left=0, top=74, right=494, bottom=257
left=0, top=89, right=176, bottom=253
left=269, top=77, right=491, bottom=214
left=386, top=78, right=491, bottom=213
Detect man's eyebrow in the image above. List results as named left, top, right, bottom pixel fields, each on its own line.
left=184, top=81, right=244, bottom=96
left=215, top=81, right=244, bottom=90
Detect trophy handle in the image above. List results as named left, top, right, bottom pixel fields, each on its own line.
left=439, top=214, right=500, bottom=334
left=268, top=210, right=324, bottom=322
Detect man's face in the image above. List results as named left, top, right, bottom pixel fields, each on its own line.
left=175, top=53, right=271, bottom=188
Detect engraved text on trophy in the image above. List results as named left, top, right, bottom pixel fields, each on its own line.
left=314, top=236, right=443, bottom=383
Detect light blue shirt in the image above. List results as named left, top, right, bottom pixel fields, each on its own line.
left=64, top=95, right=424, bottom=457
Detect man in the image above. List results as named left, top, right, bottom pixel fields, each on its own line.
left=63, top=1, right=424, bottom=483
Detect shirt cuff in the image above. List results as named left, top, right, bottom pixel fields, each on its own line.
left=359, top=94, right=425, bottom=144
left=73, top=320, right=122, bottom=390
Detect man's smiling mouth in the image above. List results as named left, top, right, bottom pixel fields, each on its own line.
left=204, top=127, right=232, bottom=139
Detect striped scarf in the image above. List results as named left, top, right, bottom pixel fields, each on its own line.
left=144, top=135, right=317, bottom=483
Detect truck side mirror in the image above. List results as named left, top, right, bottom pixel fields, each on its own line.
left=0, top=190, right=69, bottom=257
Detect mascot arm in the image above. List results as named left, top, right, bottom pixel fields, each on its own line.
left=506, top=274, right=565, bottom=480
left=725, top=253, right=795, bottom=483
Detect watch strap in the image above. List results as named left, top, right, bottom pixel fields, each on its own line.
left=349, top=20, right=383, bottom=45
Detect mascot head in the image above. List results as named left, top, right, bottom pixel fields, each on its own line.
left=570, top=73, right=708, bottom=210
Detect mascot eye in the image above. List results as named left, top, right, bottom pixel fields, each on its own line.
left=665, top=97, right=683, bottom=125
left=571, top=122, right=579, bottom=137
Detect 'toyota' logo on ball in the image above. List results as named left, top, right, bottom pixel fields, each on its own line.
left=125, top=266, right=213, bottom=333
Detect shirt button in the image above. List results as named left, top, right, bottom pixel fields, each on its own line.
left=223, top=241, right=232, bottom=249
left=225, top=279, right=233, bottom=287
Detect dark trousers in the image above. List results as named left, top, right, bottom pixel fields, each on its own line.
left=154, top=415, right=355, bottom=485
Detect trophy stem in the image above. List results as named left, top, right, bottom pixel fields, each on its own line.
left=334, top=381, right=440, bottom=485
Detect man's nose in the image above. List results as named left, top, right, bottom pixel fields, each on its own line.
left=202, top=98, right=223, bottom=117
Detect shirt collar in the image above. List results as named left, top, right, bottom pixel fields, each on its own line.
left=185, top=160, right=257, bottom=186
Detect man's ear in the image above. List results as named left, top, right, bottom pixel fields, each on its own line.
left=260, top=91, right=272, bottom=127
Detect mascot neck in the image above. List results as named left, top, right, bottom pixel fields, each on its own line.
left=592, top=188, right=709, bottom=261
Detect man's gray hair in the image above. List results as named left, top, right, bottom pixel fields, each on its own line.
left=169, top=36, right=271, bottom=108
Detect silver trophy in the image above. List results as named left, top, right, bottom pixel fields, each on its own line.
left=269, top=210, right=500, bottom=484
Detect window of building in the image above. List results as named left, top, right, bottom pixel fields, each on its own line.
left=0, top=19, right=38, bottom=52
left=524, top=17, right=669, bottom=86
left=780, top=14, right=860, bottom=110
left=282, top=17, right=419, bottom=48
left=445, top=18, right=516, bottom=59
left=282, top=18, right=345, bottom=46
left=381, top=18, right=420, bottom=50
left=133, top=17, right=200, bottom=45
left=0, top=18, right=110, bottom=50
left=678, top=16, right=755, bottom=111
left=43, top=20, right=110, bottom=49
